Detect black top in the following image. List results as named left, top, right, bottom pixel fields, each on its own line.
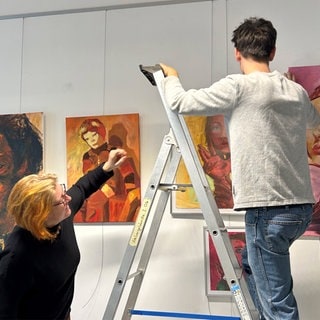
left=0, top=164, right=113, bottom=319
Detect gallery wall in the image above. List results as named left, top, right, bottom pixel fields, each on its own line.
left=0, top=0, right=320, bottom=319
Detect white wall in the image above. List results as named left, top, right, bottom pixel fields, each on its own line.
left=0, top=0, right=320, bottom=319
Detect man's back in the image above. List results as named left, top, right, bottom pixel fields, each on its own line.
left=162, top=69, right=320, bottom=209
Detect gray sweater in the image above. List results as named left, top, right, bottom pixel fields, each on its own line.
left=163, top=71, right=320, bottom=210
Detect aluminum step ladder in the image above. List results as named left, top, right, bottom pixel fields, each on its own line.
left=102, top=64, right=259, bottom=320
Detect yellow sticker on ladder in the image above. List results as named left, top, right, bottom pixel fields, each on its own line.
left=129, top=198, right=151, bottom=246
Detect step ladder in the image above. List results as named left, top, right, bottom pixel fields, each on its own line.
left=102, top=64, right=259, bottom=320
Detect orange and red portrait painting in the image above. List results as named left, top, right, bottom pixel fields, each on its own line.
left=66, top=113, right=140, bottom=223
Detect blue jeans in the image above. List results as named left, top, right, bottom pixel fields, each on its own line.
left=241, top=204, right=312, bottom=320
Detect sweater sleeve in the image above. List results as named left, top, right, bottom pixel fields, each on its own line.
left=162, top=75, right=237, bottom=116
left=66, top=163, right=114, bottom=215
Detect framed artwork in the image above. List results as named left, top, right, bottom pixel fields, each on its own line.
left=203, top=227, right=246, bottom=299
left=288, top=65, right=320, bottom=237
left=0, top=112, right=44, bottom=252
left=66, top=113, right=140, bottom=223
left=170, top=115, right=243, bottom=221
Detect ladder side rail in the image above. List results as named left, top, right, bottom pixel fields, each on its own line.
left=163, top=95, right=256, bottom=316
left=122, top=148, right=182, bottom=320
left=169, top=115, right=242, bottom=280
left=103, top=137, right=176, bottom=320
left=153, top=70, right=239, bottom=265
left=170, top=121, right=243, bottom=284
left=153, top=71, right=257, bottom=320
left=174, top=115, right=257, bottom=319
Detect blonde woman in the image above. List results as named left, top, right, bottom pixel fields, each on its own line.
left=0, top=148, right=127, bottom=320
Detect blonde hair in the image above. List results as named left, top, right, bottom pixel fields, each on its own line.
left=7, top=173, right=58, bottom=241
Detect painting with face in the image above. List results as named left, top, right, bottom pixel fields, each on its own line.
left=66, top=113, right=140, bottom=223
left=0, top=112, right=43, bottom=251
left=288, top=65, right=320, bottom=236
left=173, top=115, right=233, bottom=214
left=204, top=230, right=246, bottom=296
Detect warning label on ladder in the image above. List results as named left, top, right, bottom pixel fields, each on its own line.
left=130, top=198, right=151, bottom=246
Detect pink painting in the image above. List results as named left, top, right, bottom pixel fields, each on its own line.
left=205, top=230, right=246, bottom=295
left=289, top=65, right=320, bottom=236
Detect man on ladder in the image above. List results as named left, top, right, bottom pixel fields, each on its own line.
left=160, top=17, right=320, bottom=320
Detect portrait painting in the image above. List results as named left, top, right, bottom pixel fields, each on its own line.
left=0, top=112, right=44, bottom=252
left=204, top=229, right=246, bottom=298
left=66, top=113, right=140, bottom=223
left=288, top=65, right=320, bottom=236
left=172, top=115, right=233, bottom=217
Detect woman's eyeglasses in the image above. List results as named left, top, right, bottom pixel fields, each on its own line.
left=53, top=184, right=67, bottom=207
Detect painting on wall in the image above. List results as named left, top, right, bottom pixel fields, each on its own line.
left=171, top=115, right=237, bottom=219
left=204, top=228, right=246, bottom=299
left=0, top=112, right=44, bottom=252
left=288, top=65, right=320, bottom=237
left=66, top=113, right=140, bottom=223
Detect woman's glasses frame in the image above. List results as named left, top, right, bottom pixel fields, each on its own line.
left=52, top=183, right=67, bottom=207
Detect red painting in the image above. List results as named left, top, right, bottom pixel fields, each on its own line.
left=206, top=231, right=246, bottom=294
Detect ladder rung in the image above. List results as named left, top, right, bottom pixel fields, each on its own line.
left=127, top=270, right=144, bottom=280
left=158, top=183, right=192, bottom=192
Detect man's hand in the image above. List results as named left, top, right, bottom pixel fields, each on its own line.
left=284, top=71, right=296, bottom=82
left=160, top=63, right=179, bottom=78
